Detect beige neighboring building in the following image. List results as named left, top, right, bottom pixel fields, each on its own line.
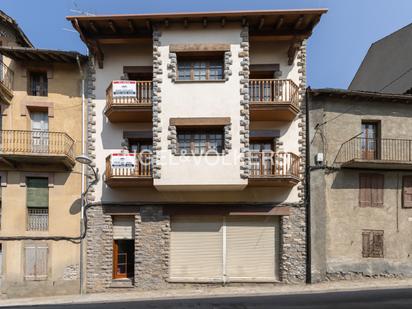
left=309, top=89, right=412, bottom=282
left=0, top=11, right=87, bottom=298
left=68, top=9, right=326, bottom=292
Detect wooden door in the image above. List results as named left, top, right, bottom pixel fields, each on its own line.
left=31, top=112, right=48, bottom=153
left=361, top=123, right=377, bottom=160
left=250, top=142, right=274, bottom=176
left=113, top=240, right=134, bottom=279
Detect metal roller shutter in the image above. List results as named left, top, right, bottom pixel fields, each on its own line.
left=170, top=216, right=223, bottom=282
left=226, top=216, right=279, bottom=282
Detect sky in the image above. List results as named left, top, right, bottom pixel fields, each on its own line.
left=2, top=0, right=412, bottom=88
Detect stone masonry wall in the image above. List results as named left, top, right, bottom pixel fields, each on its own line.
left=279, top=41, right=308, bottom=283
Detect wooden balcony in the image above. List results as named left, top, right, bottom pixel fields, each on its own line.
left=249, top=79, right=299, bottom=121
left=0, top=130, right=75, bottom=170
left=105, top=81, right=152, bottom=122
left=0, top=61, right=14, bottom=104
left=336, top=137, right=412, bottom=170
left=105, top=153, right=153, bottom=187
left=248, top=151, right=300, bottom=186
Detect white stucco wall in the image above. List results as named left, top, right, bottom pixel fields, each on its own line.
left=154, top=25, right=246, bottom=190
left=92, top=26, right=302, bottom=204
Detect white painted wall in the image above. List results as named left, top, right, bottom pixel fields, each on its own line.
left=154, top=25, right=246, bottom=190
left=92, top=26, right=303, bottom=203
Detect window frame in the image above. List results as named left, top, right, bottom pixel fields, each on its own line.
left=359, top=173, right=384, bottom=208
left=176, top=54, right=224, bottom=82
left=28, top=70, right=48, bottom=97
left=362, top=230, right=384, bottom=258
left=402, top=176, right=412, bottom=208
left=26, top=177, right=49, bottom=231
left=176, top=128, right=225, bottom=155
left=24, top=243, right=48, bottom=281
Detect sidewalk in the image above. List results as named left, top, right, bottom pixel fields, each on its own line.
left=1, top=278, right=412, bottom=307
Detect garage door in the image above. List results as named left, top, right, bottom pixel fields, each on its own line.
left=226, top=216, right=279, bottom=282
left=170, top=216, right=223, bottom=282
left=170, top=215, right=279, bottom=282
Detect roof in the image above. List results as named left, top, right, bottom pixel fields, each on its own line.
left=0, top=10, right=33, bottom=47
left=308, top=88, right=412, bottom=103
left=67, top=8, right=327, bottom=69
left=0, top=46, right=88, bottom=64
left=349, top=22, right=412, bottom=93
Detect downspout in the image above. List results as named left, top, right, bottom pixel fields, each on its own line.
left=76, top=55, right=85, bottom=295
left=305, top=87, right=311, bottom=284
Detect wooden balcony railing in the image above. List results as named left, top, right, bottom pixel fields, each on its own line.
left=105, top=153, right=153, bottom=179
left=336, top=137, right=412, bottom=163
left=106, top=81, right=152, bottom=109
left=0, top=60, right=14, bottom=92
left=0, top=130, right=75, bottom=159
left=249, top=79, right=299, bottom=107
left=250, top=151, right=300, bottom=178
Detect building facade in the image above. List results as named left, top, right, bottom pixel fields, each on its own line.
left=0, top=11, right=86, bottom=298
left=68, top=9, right=326, bottom=292
left=308, top=89, right=412, bottom=282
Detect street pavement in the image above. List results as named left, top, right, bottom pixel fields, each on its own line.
left=4, top=288, right=412, bottom=309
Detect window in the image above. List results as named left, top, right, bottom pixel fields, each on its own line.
left=177, top=57, right=223, bottom=81
left=28, top=71, right=48, bottom=96
left=112, top=216, right=135, bottom=279
left=24, top=243, right=48, bottom=280
left=361, top=121, right=379, bottom=160
left=402, top=176, right=412, bottom=208
left=177, top=129, right=224, bottom=155
left=359, top=174, right=384, bottom=207
left=362, top=230, right=384, bottom=258
left=26, top=177, right=49, bottom=231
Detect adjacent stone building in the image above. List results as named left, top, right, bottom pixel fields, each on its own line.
left=67, top=9, right=326, bottom=292
left=308, top=88, right=412, bottom=282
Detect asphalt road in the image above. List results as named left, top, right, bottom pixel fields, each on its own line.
left=5, top=288, right=412, bottom=309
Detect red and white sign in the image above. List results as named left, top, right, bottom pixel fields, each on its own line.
left=110, top=153, right=135, bottom=168
left=112, top=80, right=137, bottom=97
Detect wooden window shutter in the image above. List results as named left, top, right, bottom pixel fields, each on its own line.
left=26, top=178, right=49, bottom=208
left=362, top=231, right=370, bottom=258
left=24, top=244, right=48, bottom=280
left=371, top=174, right=384, bottom=207
left=403, top=176, right=412, bottom=208
left=359, top=174, right=371, bottom=207
left=24, top=245, right=37, bottom=280
left=35, top=245, right=48, bottom=280
left=371, top=232, right=384, bottom=258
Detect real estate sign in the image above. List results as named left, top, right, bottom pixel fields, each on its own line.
left=110, top=153, right=135, bottom=168
left=112, top=80, right=137, bottom=97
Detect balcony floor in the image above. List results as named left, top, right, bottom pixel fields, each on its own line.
left=105, top=176, right=153, bottom=188
left=105, top=104, right=152, bottom=122
left=341, top=159, right=412, bottom=170
left=250, top=103, right=300, bottom=121
left=248, top=175, right=300, bottom=187
left=0, top=153, right=75, bottom=171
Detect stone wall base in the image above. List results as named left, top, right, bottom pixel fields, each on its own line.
left=86, top=203, right=307, bottom=293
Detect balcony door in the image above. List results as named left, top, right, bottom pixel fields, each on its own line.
left=250, top=141, right=274, bottom=176
left=31, top=112, right=48, bottom=153
left=361, top=122, right=378, bottom=160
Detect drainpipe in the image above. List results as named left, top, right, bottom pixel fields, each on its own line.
left=76, top=55, right=85, bottom=295
left=305, top=87, right=311, bottom=284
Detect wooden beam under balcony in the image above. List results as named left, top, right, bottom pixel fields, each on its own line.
left=0, top=130, right=75, bottom=171
left=104, top=80, right=153, bottom=123
left=248, top=151, right=300, bottom=187
left=105, top=153, right=153, bottom=187
left=249, top=79, right=300, bottom=121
